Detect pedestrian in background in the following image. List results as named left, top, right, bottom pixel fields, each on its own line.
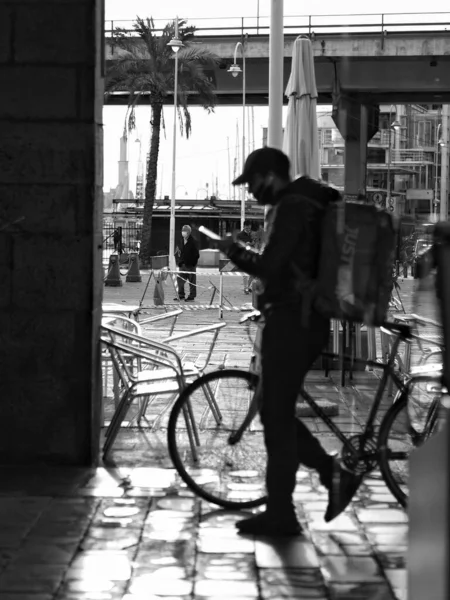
left=237, top=220, right=255, bottom=294
left=175, top=225, right=199, bottom=302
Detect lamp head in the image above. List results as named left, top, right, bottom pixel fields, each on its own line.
left=438, top=138, right=446, bottom=147
left=168, top=38, right=183, bottom=53
left=390, top=120, right=401, bottom=131
left=227, top=63, right=242, bottom=78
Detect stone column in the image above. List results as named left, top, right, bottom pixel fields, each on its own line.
left=332, top=96, right=379, bottom=200
left=0, top=0, right=104, bottom=464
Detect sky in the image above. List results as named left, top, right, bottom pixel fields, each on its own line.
left=103, top=1, right=449, bottom=197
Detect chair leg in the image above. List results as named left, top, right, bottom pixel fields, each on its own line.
left=182, top=402, right=199, bottom=462
left=201, top=381, right=222, bottom=424
left=105, top=388, right=130, bottom=437
left=136, top=395, right=151, bottom=424
left=103, top=392, right=134, bottom=460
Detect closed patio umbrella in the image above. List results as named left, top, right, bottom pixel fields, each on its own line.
left=283, top=36, right=320, bottom=180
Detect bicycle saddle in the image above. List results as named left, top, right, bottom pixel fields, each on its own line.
left=381, top=321, right=412, bottom=339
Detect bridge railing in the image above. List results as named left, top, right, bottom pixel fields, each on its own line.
left=105, top=12, right=450, bottom=38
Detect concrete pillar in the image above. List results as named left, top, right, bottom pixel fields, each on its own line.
left=332, top=96, right=379, bottom=200
left=0, top=0, right=104, bottom=464
left=409, top=222, right=450, bottom=599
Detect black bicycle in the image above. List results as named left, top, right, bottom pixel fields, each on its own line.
left=168, top=316, right=446, bottom=510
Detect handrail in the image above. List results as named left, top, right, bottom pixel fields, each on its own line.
left=105, top=11, right=450, bottom=38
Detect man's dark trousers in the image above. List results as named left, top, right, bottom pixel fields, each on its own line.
left=177, top=265, right=196, bottom=299
left=260, top=305, right=331, bottom=513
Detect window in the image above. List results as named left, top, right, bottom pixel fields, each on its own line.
left=415, top=120, right=432, bottom=146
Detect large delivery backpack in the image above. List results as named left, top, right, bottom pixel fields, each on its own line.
left=301, top=194, right=396, bottom=326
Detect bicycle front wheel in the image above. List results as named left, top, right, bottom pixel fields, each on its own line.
left=167, top=369, right=267, bottom=509
left=378, top=382, right=444, bottom=508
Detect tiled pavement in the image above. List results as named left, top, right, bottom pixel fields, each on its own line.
left=0, top=273, right=421, bottom=599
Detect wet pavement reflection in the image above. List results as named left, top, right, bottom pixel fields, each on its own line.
left=0, top=458, right=407, bottom=600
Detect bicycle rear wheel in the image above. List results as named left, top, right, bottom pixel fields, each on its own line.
left=167, top=369, right=267, bottom=509
left=378, top=381, right=445, bottom=508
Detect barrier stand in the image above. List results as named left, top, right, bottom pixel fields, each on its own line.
left=153, top=270, right=165, bottom=305
left=208, top=279, right=234, bottom=312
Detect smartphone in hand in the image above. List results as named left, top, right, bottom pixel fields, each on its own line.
left=198, top=226, right=224, bottom=241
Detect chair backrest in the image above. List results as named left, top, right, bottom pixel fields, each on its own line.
left=102, top=314, right=143, bottom=336
left=100, top=332, right=186, bottom=396
left=101, top=323, right=186, bottom=378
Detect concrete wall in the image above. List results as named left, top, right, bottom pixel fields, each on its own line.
left=0, top=0, right=104, bottom=464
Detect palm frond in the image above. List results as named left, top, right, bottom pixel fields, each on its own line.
left=177, top=46, right=220, bottom=67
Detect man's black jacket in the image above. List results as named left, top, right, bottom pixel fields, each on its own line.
left=178, top=235, right=200, bottom=267
left=227, top=177, right=341, bottom=307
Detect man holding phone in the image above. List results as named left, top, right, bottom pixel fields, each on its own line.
left=211, top=147, right=361, bottom=537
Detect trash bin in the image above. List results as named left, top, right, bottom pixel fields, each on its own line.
left=151, top=255, right=169, bottom=270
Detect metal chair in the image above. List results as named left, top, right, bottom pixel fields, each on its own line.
left=100, top=321, right=226, bottom=460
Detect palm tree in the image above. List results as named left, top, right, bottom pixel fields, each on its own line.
left=105, top=17, right=220, bottom=266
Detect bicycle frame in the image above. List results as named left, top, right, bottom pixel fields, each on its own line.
left=300, top=331, right=409, bottom=460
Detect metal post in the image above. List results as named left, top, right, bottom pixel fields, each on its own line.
left=441, top=105, right=449, bottom=221
left=387, top=110, right=392, bottom=210
left=435, top=123, right=442, bottom=219
left=219, top=271, right=224, bottom=320
left=241, top=44, right=246, bottom=230
left=169, top=17, right=179, bottom=271
left=267, top=0, right=284, bottom=149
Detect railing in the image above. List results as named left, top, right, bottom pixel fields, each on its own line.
left=391, top=149, right=435, bottom=163
left=103, top=221, right=141, bottom=255
left=371, top=130, right=391, bottom=145
left=105, top=12, right=450, bottom=38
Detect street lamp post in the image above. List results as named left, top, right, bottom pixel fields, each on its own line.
left=386, top=105, right=401, bottom=212
left=168, top=17, right=183, bottom=270
left=228, top=38, right=247, bottom=230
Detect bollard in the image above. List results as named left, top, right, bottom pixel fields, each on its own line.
left=126, top=253, right=142, bottom=283
left=153, top=270, right=165, bottom=305
left=104, top=254, right=123, bottom=287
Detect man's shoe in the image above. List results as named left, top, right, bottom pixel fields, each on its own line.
left=185, top=297, right=195, bottom=302
left=324, top=459, right=362, bottom=523
left=174, top=297, right=185, bottom=301
left=236, top=511, right=302, bottom=537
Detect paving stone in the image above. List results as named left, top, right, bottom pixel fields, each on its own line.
left=0, top=595, right=54, bottom=600
left=364, top=525, right=408, bottom=546
left=59, top=579, right=127, bottom=594
left=197, top=534, right=255, bottom=554
left=0, top=564, right=66, bottom=593
left=328, top=582, right=396, bottom=599
left=156, top=496, right=197, bottom=511
left=255, top=538, right=319, bottom=568
left=129, top=572, right=193, bottom=596
left=260, top=568, right=327, bottom=598
left=308, top=513, right=359, bottom=532
left=320, top=556, right=383, bottom=583
left=357, top=509, right=408, bottom=524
